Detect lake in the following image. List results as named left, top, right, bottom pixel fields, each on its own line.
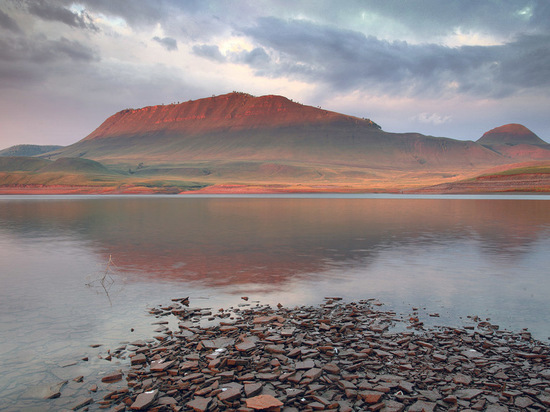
left=1, top=194, right=549, bottom=409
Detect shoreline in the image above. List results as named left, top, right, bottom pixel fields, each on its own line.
left=30, top=298, right=550, bottom=411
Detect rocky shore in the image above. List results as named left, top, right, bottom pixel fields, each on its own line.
left=54, top=298, right=550, bottom=411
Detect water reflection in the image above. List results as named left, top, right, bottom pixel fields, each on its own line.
left=1, top=197, right=549, bottom=289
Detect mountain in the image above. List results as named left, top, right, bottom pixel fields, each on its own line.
left=0, top=144, right=63, bottom=157
left=476, top=124, right=550, bottom=161
left=477, top=124, right=547, bottom=146
left=3, top=93, right=550, bottom=193
left=47, top=92, right=505, bottom=171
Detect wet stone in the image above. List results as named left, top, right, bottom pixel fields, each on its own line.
left=71, top=396, right=93, bottom=410
left=101, top=371, right=123, bottom=382
left=130, top=389, right=158, bottom=410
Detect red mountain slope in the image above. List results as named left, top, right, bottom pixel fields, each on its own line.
left=83, top=92, right=376, bottom=140
left=477, top=123, right=547, bottom=146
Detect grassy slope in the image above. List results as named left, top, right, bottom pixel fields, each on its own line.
left=0, top=144, right=64, bottom=157
left=409, top=161, right=550, bottom=193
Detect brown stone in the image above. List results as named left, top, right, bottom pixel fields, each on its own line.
left=186, top=396, right=212, bottom=412
left=71, top=396, right=93, bottom=410
left=408, top=400, right=436, bottom=412
left=397, top=380, right=413, bottom=393
left=303, top=368, right=322, bottom=381
left=218, top=386, right=241, bottom=402
left=382, top=400, right=405, bottom=412
left=295, top=359, right=315, bottom=370
left=514, top=396, right=534, bottom=408
left=131, top=389, right=158, bottom=410
left=453, top=373, right=472, bottom=385
left=265, top=345, right=285, bottom=354
left=455, top=388, right=483, bottom=400
left=131, top=353, right=147, bottom=365
left=322, top=363, right=340, bottom=374
left=359, top=390, right=383, bottom=403
left=245, top=394, right=284, bottom=410
left=244, top=382, right=263, bottom=397
left=101, top=371, right=123, bottom=382
left=236, top=341, right=256, bottom=351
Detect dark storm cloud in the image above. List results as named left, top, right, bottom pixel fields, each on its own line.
left=192, top=44, right=226, bottom=62
left=26, top=0, right=98, bottom=31
left=233, top=47, right=271, bottom=67
left=0, top=35, right=98, bottom=87
left=152, top=36, right=178, bottom=51
left=239, top=17, right=550, bottom=99
left=0, top=9, right=22, bottom=33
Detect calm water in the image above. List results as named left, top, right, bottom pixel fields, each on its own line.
left=1, top=194, right=549, bottom=408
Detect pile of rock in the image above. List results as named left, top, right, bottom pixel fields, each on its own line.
left=91, top=298, right=549, bottom=411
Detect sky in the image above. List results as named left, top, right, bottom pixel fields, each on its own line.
left=1, top=0, right=549, bottom=149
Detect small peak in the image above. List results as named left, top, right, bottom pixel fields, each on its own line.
left=477, top=123, right=547, bottom=145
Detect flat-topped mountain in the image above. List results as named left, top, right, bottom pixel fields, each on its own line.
left=48, top=92, right=503, bottom=172
left=2, top=93, right=550, bottom=193
left=477, top=124, right=547, bottom=146
left=83, top=92, right=380, bottom=140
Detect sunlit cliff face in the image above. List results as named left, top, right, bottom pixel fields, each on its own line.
left=83, top=93, right=366, bottom=140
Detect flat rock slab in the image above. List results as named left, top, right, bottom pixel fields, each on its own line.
left=246, top=394, right=284, bottom=410
left=71, top=396, right=93, bottom=410
left=408, top=400, right=436, bottom=412
left=236, top=341, right=256, bottom=351
left=245, top=382, right=263, bottom=397
left=218, top=386, right=241, bottom=402
left=186, top=396, right=212, bottom=412
left=455, top=388, right=483, bottom=400
left=131, top=389, right=158, bottom=410
left=295, top=359, right=315, bottom=370
left=150, top=359, right=175, bottom=371
left=101, top=371, right=123, bottom=382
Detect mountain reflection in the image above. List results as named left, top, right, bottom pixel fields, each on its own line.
left=1, top=197, right=549, bottom=289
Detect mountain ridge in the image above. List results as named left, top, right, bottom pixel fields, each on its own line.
left=2, top=92, right=549, bottom=193
left=83, top=92, right=381, bottom=142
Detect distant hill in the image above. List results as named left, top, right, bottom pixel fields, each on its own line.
left=0, top=144, right=63, bottom=157
left=477, top=124, right=547, bottom=146
left=476, top=124, right=550, bottom=160
left=4, top=93, right=550, bottom=193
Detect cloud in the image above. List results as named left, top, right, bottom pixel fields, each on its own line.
left=192, top=44, right=226, bottom=62
left=26, top=0, right=99, bottom=31
left=231, top=47, right=270, bottom=67
left=152, top=36, right=178, bottom=51
left=0, top=9, right=22, bottom=33
left=238, top=17, right=550, bottom=99
left=0, top=35, right=98, bottom=87
left=412, top=112, right=452, bottom=126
